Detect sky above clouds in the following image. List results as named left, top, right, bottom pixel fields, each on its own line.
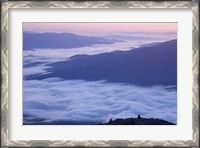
left=23, top=22, right=177, bottom=36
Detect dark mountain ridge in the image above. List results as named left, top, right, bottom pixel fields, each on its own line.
left=23, top=32, right=120, bottom=50
left=27, top=39, right=177, bottom=86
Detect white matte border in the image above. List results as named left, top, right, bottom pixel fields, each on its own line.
left=9, top=8, right=192, bottom=140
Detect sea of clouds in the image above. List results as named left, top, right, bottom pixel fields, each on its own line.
left=23, top=38, right=173, bottom=78
left=23, top=78, right=177, bottom=125
left=23, top=34, right=177, bottom=125
left=23, top=40, right=144, bottom=78
left=23, top=40, right=148, bottom=64
left=23, top=37, right=175, bottom=65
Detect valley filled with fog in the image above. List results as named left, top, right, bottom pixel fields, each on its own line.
left=23, top=31, right=177, bottom=125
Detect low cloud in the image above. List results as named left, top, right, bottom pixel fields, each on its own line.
left=23, top=38, right=176, bottom=77
left=23, top=79, right=177, bottom=124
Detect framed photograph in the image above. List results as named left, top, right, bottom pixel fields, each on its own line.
left=1, top=1, right=199, bottom=147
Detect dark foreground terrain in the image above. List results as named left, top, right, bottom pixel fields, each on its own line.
left=101, top=116, right=175, bottom=125
left=24, top=114, right=175, bottom=125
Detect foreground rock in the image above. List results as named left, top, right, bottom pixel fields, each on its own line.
left=101, top=117, right=175, bottom=125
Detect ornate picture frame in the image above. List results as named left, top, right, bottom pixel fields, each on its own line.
left=1, top=1, right=199, bottom=147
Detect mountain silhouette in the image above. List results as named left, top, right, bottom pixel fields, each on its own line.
left=28, top=39, right=177, bottom=86
left=23, top=32, right=120, bottom=50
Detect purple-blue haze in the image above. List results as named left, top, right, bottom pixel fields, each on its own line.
left=23, top=24, right=177, bottom=125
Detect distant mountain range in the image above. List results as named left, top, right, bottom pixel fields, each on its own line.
left=23, top=32, right=120, bottom=50
left=27, top=39, right=177, bottom=86
left=106, top=35, right=151, bottom=40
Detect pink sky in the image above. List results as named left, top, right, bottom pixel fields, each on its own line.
left=23, top=23, right=177, bottom=34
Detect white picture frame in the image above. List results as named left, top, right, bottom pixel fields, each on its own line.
left=1, top=1, right=199, bottom=147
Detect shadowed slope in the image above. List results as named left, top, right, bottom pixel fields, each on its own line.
left=29, top=39, right=177, bottom=86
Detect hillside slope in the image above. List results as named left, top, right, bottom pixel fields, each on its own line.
left=29, top=39, right=177, bottom=86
